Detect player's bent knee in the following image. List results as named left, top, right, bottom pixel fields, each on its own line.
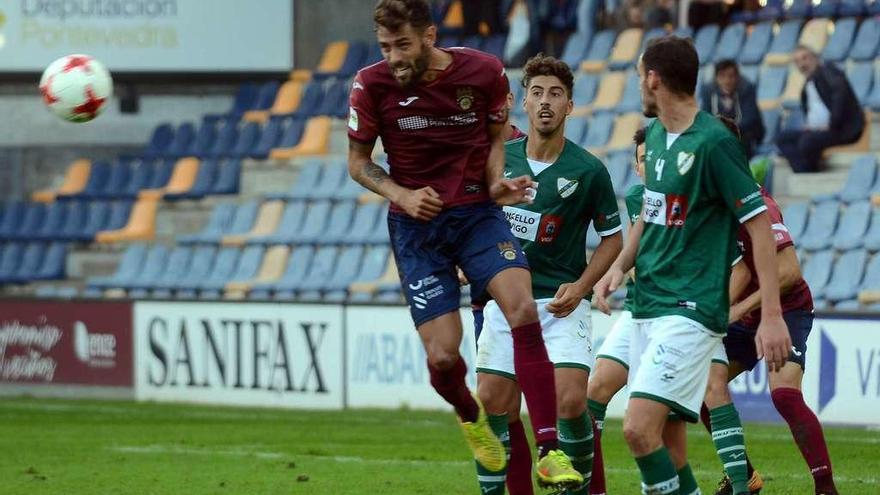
left=426, top=350, right=459, bottom=371
left=557, top=388, right=588, bottom=418
left=505, top=299, right=539, bottom=328
left=704, top=380, right=732, bottom=409
left=623, top=423, right=656, bottom=455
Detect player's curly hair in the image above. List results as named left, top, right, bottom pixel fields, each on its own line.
left=633, top=127, right=646, bottom=146
left=521, top=54, right=574, bottom=98
left=374, top=0, right=433, bottom=32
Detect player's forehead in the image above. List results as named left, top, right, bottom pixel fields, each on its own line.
left=526, top=74, right=566, bottom=92
left=376, top=23, right=421, bottom=44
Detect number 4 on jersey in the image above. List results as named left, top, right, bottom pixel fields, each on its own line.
left=655, top=158, right=666, bottom=182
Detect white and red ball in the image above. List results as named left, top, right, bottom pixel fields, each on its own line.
left=39, top=54, right=113, bottom=123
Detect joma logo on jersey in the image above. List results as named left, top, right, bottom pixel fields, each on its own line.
left=643, top=189, right=689, bottom=228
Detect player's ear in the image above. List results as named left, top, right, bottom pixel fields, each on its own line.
left=565, top=94, right=573, bottom=116
left=423, top=25, right=437, bottom=47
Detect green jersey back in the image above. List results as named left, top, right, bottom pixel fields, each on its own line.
left=635, top=111, right=766, bottom=333
left=504, top=137, right=622, bottom=300
left=622, top=183, right=644, bottom=312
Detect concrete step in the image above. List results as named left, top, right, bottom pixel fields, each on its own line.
left=66, top=247, right=126, bottom=280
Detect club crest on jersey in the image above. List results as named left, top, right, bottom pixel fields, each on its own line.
left=557, top=178, right=578, bottom=198
left=457, top=87, right=474, bottom=110
left=497, top=241, right=517, bottom=261
left=677, top=152, right=695, bottom=175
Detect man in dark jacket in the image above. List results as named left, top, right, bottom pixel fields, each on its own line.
left=700, top=59, right=765, bottom=157
left=775, top=45, right=865, bottom=173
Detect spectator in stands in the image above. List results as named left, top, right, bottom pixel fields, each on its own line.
left=687, top=0, right=728, bottom=29
left=526, top=0, right=579, bottom=57
left=462, top=0, right=504, bottom=35
left=700, top=59, right=764, bottom=158
left=775, top=46, right=865, bottom=173
left=644, top=0, right=675, bottom=29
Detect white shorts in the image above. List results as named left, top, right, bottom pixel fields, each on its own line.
left=596, top=310, right=636, bottom=369
left=476, top=298, right=594, bottom=378
left=627, top=315, right=723, bottom=422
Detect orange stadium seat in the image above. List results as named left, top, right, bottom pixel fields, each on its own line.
left=221, top=200, right=285, bottom=246
left=268, top=116, right=332, bottom=160
left=225, top=244, right=290, bottom=297
left=443, top=0, right=464, bottom=30
left=349, top=255, right=399, bottom=297
left=780, top=66, right=806, bottom=108
left=31, top=159, right=91, bottom=203
left=316, top=41, right=349, bottom=75
left=138, top=157, right=200, bottom=200
left=95, top=198, right=159, bottom=243
left=604, top=113, right=645, bottom=154
left=587, top=71, right=627, bottom=114
left=243, top=80, right=304, bottom=124
left=607, top=28, right=644, bottom=70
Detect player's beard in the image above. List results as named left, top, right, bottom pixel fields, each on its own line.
left=641, top=89, right=658, bottom=118
left=533, top=108, right=563, bottom=138
left=392, top=45, right=430, bottom=88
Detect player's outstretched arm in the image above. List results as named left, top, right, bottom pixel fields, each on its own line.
left=348, top=139, right=443, bottom=221
left=743, top=212, right=792, bottom=372
left=594, top=215, right=644, bottom=314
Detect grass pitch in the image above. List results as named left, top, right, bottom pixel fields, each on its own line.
left=2, top=397, right=878, bottom=494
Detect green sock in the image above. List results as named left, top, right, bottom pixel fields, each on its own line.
left=677, top=463, right=700, bottom=495
left=710, top=404, right=749, bottom=495
left=635, top=446, right=679, bottom=495
left=587, top=399, right=607, bottom=432
left=476, top=414, right=509, bottom=495
left=558, top=412, right=594, bottom=495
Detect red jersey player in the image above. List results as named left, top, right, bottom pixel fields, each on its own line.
left=347, top=0, right=582, bottom=488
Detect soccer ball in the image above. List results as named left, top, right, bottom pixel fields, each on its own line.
left=39, top=54, right=113, bottom=123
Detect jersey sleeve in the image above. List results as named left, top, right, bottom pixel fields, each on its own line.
left=590, top=167, right=623, bottom=236
left=624, top=185, right=644, bottom=226
left=707, top=137, right=767, bottom=223
left=767, top=200, right=794, bottom=251
left=348, top=73, right=380, bottom=144
left=486, top=58, right=511, bottom=124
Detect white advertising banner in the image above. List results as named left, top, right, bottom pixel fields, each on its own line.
left=0, top=0, right=293, bottom=72
left=134, top=302, right=343, bottom=409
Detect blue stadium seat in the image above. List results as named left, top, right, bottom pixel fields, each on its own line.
left=295, top=200, right=332, bottom=244
left=250, top=81, right=281, bottom=112
left=320, top=245, right=366, bottom=293
left=117, top=160, right=153, bottom=199
left=436, top=35, right=459, bottom=48
left=582, top=112, right=614, bottom=149
left=824, top=248, right=867, bottom=302
left=738, top=65, right=760, bottom=86
left=266, top=160, right=323, bottom=201
left=766, top=20, right=803, bottom=60
left=269, top=118, right=307, bottom=154
left=850, top=18, right=880, bottom=61
left=848, top=62, right=874, bottom=105
left=151, top=245, right=216, bottom=296
left=114, top=244, right=169, bottom=291
left=2, top=242, right=46, bottom=284
left=336, top=175, right=366, bottom=201
left=367, top=203, right=391, bottom=244
left=0, top=243, right=25, bottom=283
left=573, top=72, right=599, bottom=107
left=757, top=66, right=788, bottom=103
left=738, top=21, right=774, bottom=65
left=141, top=123, right=175, bottom=160
left=673, top=26, right=694, bottom=39
left=338, top=41, right=369, bottom=78
left=713, top=23, right=746, bottom=63
left=581, top=30, right=616, bottom=68
left=296, top=82, right=327, bottom=119
left=483, top=35, right=506, bottom=61
left=812, top=0, right=840, bottom=17
left=759, top=109, right=782, bottom=151
left=565, top=117, right=588, bottom=144
left=561, top=31, right=590, bottom=69
left=247, top=201, right=307, bottom=245
left=785, top=0, right=812, bottom=18
left=314, top=79, right=345, bottom=117
left=800, top=202, right=840, bottom=251
left=832, top=201, right=871, bottom=250
left=9, top=203, right=46, bottom=241
left=346, top=245, right=391, bottom=290
left=639, top=27, right=667, bottom=55
left=200, top=245, right=265, bottom=298
left=606, top=152, right=632, bottom=199
left=143, top=159, right=175, bottom=190
left=183, top=121, right=217, bottom=158
left=868, top=64, right=880, bottom=111
left=0, top=201, right=25, bottom=239
left=250, top=246, right=315, bottom=299
left=460, top=35, right=484, bottom=51
left=860, top=252, right=880, bottom=291
left=615, top=72, right=642, bottom=113
left=311, top=160, right=350, bottom=201
left=163, top=122, right=196, bottom=159
left=839, top=154, right=878, bottom=203
left=586, top=225, right=601, bottom=250
left=228, top=82, right=259, bottom=117
left=176, top=203, right=236, bottom=244
left=210, top=159, right=241, bottom=195
left=64, top=201, right=109, bottom=242
left=274, top=246, right=337, bottom=299
left=32, top=242, right=67, bottom=281
left=91, top=159, right=132, bottom=200
left=86, top=244, right=148, bottom=290
left=322, top=200, right=357, bottom=244
left=59, top=160, right=110, bottom=200
left=345, top=202, right=383, bottom=244
left=834, top=299, right=860, bottom=310
left=781, top=107, right=805, bottom=132
left=229, top=122, right=261, bottom=159
left=33, top=201, right=68, bottom=241
left=208, top=201, right=258, bottom=243
left=801, top=249, right=834, bottom=298
left=782, top=202, right=809, bottom=241
left=176, top=246, right=240, bottom=297
left=862, top=207, right=880, bottom=251
left=249, top=117, right=286, bottom=160
left=128, top=245, right=192, bottom=294
left=822, top=18, right=856, bottom=63
left=292, top=246, right=344, bottom=296
left=165, top=159, right=218, bottom=201
left=838, top=0, right=867, bottom=16
left=205, top=119, right=239, bottom=158
left=55, top=200, right=87, bottom=241
left=621, top=166, right=642, bottom=194
left=694, top=24, right=721, bottom=65
left=96, top=200, right=133, bottom=238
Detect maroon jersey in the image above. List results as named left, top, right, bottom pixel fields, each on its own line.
left=348, top=48, right=510, bottom=211
left=737, top=189, right=813, bottom=327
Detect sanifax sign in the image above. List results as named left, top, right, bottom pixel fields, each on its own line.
left=134, top=303, right=343, bottom=409
left=0, top=0, right=293, bottom=72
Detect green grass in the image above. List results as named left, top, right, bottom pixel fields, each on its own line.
left=1, top=397, right=878, bottom=494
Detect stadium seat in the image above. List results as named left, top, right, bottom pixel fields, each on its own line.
left=838, top=154, right=878, bottom=203
left=63, top=201, right=108, bottom=242
left=604, top=113, right=643, bottom=154
left=180, top=246, right=243, bottom=297
left=314, top=79, right=348, bottom=118
left=764, top=20, right=803, bottom=65
left=366, top=203, right=391, bottom=244
left=183, top=122, right=217, bottom=158
left=800, top=201, right=840, bottom=251
left=344, top=202, right=383, bottom=244
left=274, top=246, right=337, bottom=299
left=825, top=248, right=868, bottom=302
left=783, top=202, right=809, bottom=241
left=143, top=159, right=176, bottom=191
left=269, top=116, right=332, bottom=159
left=295, top=200, right=333, bottom=244
left=345, top=245, right=391, bottom=294
left=322, top=200, right=357, bottom=244
left=587, top=72, right=626, bottom=114
left=785, top=0, right=813, bottom=18
left=582, top=112, right=615, bottom=152
left=140, top=123, right=176, bottom=160
left=615, top=72, right=642, bottom=114
left=861, top=207, right=880, bottom=251
left=850, top=18, right=880, bottom=62
left=813, top=0, right=840, bottom=17
left=565, top=116, right=588, bottom=144
left=867, top=64, right=880, bottom=111
left=606, top=152, right=632, bottom=198
left=561, top=31, right=591, bottom=69
left=738, top=21, right=774, bottom=65
left=336, top=174, right=366, bottom=201
left=139, top=158, right=201, bottom=200
left=247, top=81, right=281, bottom=114
left=461, top=35, right=483, bottom=50
left=54, top=200, right=87, bottom=241
left=265, top=118, right=307, bottom=161
left=127, top=245, right=192, bottom=293
left=848, top=62, right=874, bottom=105
left=229, top=122, right=261, bottom=159
left=204, top=119, right=239, bottom=159
left=1, top=242, right=46, bottom=284
left=177, top=203, right=236, bottom=245
left=572, top=72, right=599, bottom=109
left=834, top=299, right=860, bottom=310
left=205, top=159, right=239, bottom=196
left=244, top=80, right=304, bottom=124
left=838, top=0, right=867, bottom=16
left=713, top=23, right=747, bottom=63
left=116, top=160, right=152, bottom=200
left=484, top=35, right=508, bottom=60
left=8, top=203, right=46, bottom=241
left=338, top=41, right=369, bottom=77
left=833, top=201, right=872, bottom=251
left=822, top=18, right=856, bottom=63
left=31, top=159, right=91, bottom=203
left=315, top=41, right=349, bottom=78
left=32, top=242, right=67, bottom=281
left=822, top=109, right=872, bottom=157
left=759, top=109, right=782, bottom=151
left=350, top=254, right=398, bottom=300
left=694, top=24, right=721, bottom=65
left=115, top=244, right=170, bottom=291
left=799, top=18, right=832, bottom=54
left=89, top=159, right=132, bottom=200
left=221, top=200, right=285, bottom=246
left=266, top=160, right=323, bottom=201
left=802, top=249, right=834, bottom=298
left=164, top=159, right=218, bottom=201
left=247, top=201, right=307, bottom=245
left=0, top=243, right=26, bottom=284
left=639, top=27, right=667, bottom=55
left=290, top=81, right=325, bottom=118
left=249, top=117, right=288, bottom=160
left=162, top=122, right=196, bottom=159
left=301, top=245, right=357, bottom=294
left=225, top=244, right=290, bottom=296
left=86, top=244, right=148, bottom=290
left=59, top=160, right=110, bottom=201
left=311, top=160, right=350, bottom=200
left=0, top=201, right=25, bottom=239
left=780, top=66, right=806, bottom=110
left=32, top=201, right=68, bottom=241
left=580, top=30, right=617, bottom=73
left=227, top=82, right=259, bottom=118
left=250, top=246, right=315, bottom=298
left=151, top=245, right=216, bottom=296
left=95, top=198, right=159, bottom=243
left=607, top=28, right=643, bottom=71
left=199, top=200, right=259, bottom=245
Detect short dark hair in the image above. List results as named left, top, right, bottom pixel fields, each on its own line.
left=521, top=53, right=574, bottom=98
left=633, top=127, right=647, bottom=146
left=714, top=59, right=739, bottom=76
left=642, top=36, right=699, bottom=96
left=794, top=44, right=817, bottom=56
left=716, top=115, right=742, bottom=139
left=374, top=0, right=433, bottom=32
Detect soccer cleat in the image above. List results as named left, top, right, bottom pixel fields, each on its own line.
left=714, top=470, right=764, bottom=495
left=535, top=449, right=584, bottom=489
left=459, top=396, right=507, bottom=472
